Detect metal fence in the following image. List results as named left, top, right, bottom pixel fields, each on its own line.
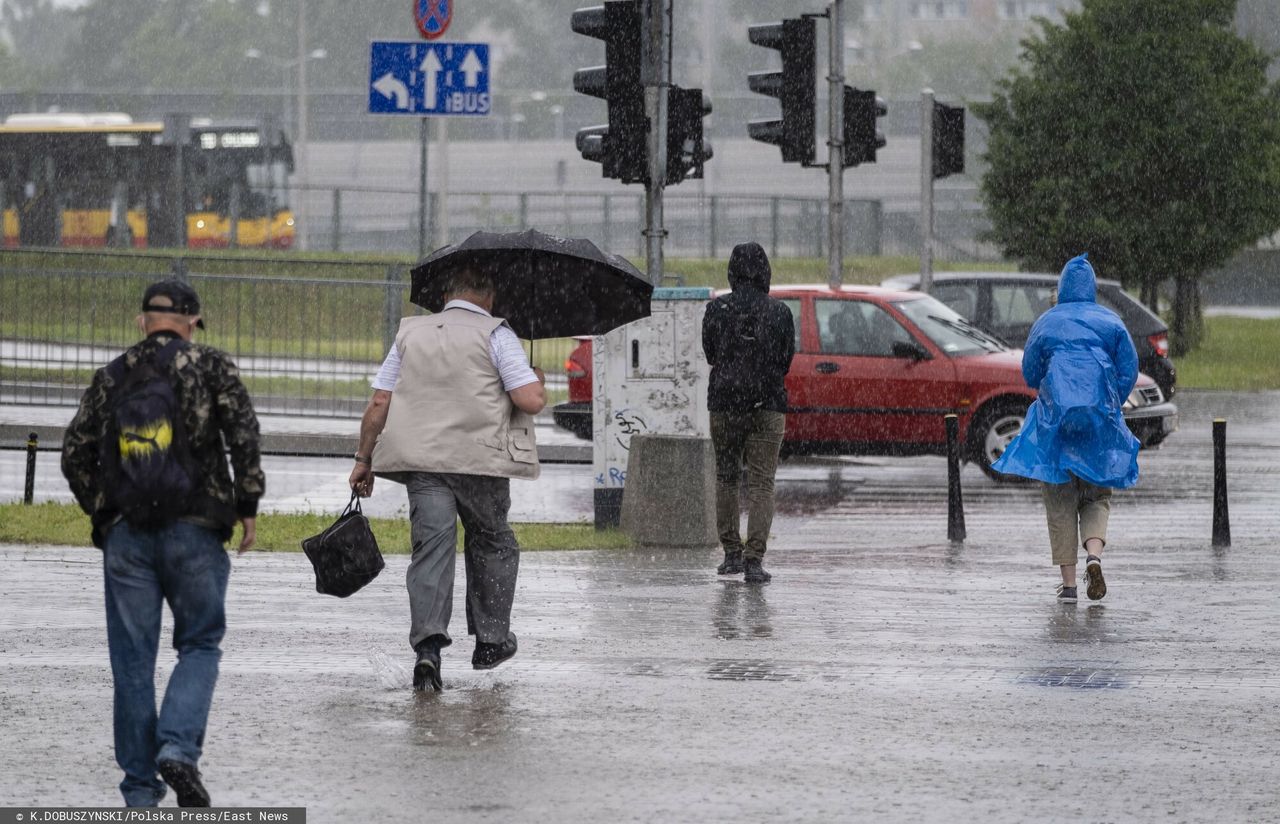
left=289, top=187, right=1000, bottom=261
left=0, top=263, right=579, bottom=418
left=1, top=186, right=1003, bottom=418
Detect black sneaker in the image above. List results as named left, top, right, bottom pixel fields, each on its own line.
left=1085, top=556, right=1107, bottom=601
left=1056, top=584, right=1078, bottom=603
left=472, top=632, right=518, bottom=670
left=413, top=647, right=442, bottom=692
left=157, top=759, right=210, bottom=808
left=743, top=556, right=772, bottom=584
left=717, top=550, right=744, bottom=575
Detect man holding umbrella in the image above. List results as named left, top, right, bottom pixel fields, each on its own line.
left=350, top=266, right=546, bottom=692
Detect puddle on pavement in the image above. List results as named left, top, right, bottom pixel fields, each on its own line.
left=712, top=582, right=774, bottom=640
left=1044, top=603, right=1115, bottom=644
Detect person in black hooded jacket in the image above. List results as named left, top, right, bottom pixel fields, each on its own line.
left=702, top=242, right=795, bottom=583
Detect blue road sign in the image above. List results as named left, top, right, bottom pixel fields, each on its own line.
left=368, top=41, right=490, bottom=116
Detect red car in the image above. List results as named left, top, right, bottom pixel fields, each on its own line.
left=552, top=285, right=1177, bottom=480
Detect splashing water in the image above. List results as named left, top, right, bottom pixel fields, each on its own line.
left=368, top=651, right=413, bottom=690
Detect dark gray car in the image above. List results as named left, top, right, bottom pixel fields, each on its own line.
left=881, top=271, right=1177, bottom=399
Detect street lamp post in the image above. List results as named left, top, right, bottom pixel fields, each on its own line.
left=245, top=44, right=326, bottom=250
left=245, top=47, right=327, bottom=138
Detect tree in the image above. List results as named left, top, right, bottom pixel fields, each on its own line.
left=0, top=0, right=78, bottom=89
left=975, top=0, right=1280, bottom=354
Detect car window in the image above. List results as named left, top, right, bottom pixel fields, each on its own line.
left=1096, top=286, right=1162, bottom=333
left=816, top=298, right=913, bottom=357
left=932, top=283, right=980, bottom=322
left=892, top=295, right=1005, bottom=356
left=780, top=298, right=801, bottom=352
left=991, top=284, right=1052, bottom=326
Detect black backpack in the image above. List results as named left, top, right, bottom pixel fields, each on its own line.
left=101, top=339, right=198, bottom=527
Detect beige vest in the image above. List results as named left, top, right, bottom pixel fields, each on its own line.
left=372, top=308, right=540, bottom=480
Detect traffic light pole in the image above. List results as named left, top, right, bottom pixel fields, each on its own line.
left=920, top=87, right=935, bottom=295
left=826, top=0, right=845, bottom=290
left=643, top=0, right=671, bottom=287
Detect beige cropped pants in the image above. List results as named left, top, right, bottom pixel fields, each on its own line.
left=1041, top=475, right=1112, bottom=566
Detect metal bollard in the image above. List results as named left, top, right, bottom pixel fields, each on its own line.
left=24, top=432, right=38, bottom=505
left=945, top=414, right=966, bottom=542
left=1212, top=418, right=1230, bottom=547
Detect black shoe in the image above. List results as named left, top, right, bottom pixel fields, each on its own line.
left=1056, top=584, right=1078, bottom=603
left=472, top=632, right=518, bottom=670
left=717, top=550, right=744, bottom=575
left=413, top=647, right=442, bottom=692
left=743, top=557, right=772, bottom=584
left=1085, top=555, right=1107, bottom=601
left=158, top=759, right=210, bottom=808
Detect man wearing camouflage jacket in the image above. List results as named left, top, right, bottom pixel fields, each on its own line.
left=61, top=279, right=264, bottom=808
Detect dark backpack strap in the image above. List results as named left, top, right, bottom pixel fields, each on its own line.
left=104, top=353, right=128, bottom=385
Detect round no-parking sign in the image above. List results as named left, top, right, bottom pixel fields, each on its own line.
left=415, top=0, right=452, bottom=40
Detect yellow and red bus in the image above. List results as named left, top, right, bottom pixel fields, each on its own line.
left=0, top=112, right=295, bottom=250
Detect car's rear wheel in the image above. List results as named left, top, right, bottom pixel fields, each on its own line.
left=969, top=400, right=1032, bottom=483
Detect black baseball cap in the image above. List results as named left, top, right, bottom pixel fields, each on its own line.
left=142, top=279, right=205, bottom=329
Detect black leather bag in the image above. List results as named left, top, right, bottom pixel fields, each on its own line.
left=302, top=492, right=385, bottom=597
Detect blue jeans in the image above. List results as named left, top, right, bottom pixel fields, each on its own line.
left=102, top=520, right=230, bottom=807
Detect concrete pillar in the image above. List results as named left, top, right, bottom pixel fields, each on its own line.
left=620, top=434, right=717, bottom=548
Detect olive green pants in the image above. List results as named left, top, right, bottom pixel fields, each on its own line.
left=711, top=411, right=786, bottom=560
left=1041, top=475, right=1112, bottom=566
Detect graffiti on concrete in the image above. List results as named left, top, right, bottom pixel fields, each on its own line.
left=613, top=408, right=648, bottom=451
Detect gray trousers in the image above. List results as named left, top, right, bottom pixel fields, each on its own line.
left=404, top=472, right=520, bottom=651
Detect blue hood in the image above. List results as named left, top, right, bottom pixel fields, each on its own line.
left=1057, top=252, right=1097, bottom=304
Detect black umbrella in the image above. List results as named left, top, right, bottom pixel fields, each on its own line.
left=409, top=229, right=653, bottom=340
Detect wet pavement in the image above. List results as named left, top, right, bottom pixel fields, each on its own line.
left=1, top=390, right=1279, bottom=821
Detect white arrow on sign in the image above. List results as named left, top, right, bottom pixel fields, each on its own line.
left=421, top=48, right=443, bottom=110
left=373, top=73, right=410, bottom=110
left=460, top=49, right=484, bottom=88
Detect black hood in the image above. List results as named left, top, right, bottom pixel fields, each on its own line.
left=727, top=242, right=772, bottom=292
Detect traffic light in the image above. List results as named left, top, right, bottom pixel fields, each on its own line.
left=667, top=85, right=713, bottom=185
left=747, top=17, right=816, bottom=164
left=843, top=87, right=887, bottom=167
left=572, top=1, right=648, bottom=183
left=932, top=101, right=965, bottom=179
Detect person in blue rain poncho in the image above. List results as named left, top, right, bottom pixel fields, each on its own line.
left=992, top=253, right=1140, bottom=603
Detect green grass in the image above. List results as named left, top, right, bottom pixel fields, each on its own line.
left=664, top=255, right=1014, bottom=288
left=1173, top=316, right=1280, bottom=391
left=0, top=247, right=406, bottom=279
left=1, top=248, right=584, bottom=369
left=3, top=247, right=1274, bottom=391
left=0, top=502, right=630, bottom=552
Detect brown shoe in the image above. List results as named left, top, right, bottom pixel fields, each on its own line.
left=1085, top=556, right=1106, bottom=601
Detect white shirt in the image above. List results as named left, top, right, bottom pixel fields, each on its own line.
left=371, top=300, right=538, bottom=392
